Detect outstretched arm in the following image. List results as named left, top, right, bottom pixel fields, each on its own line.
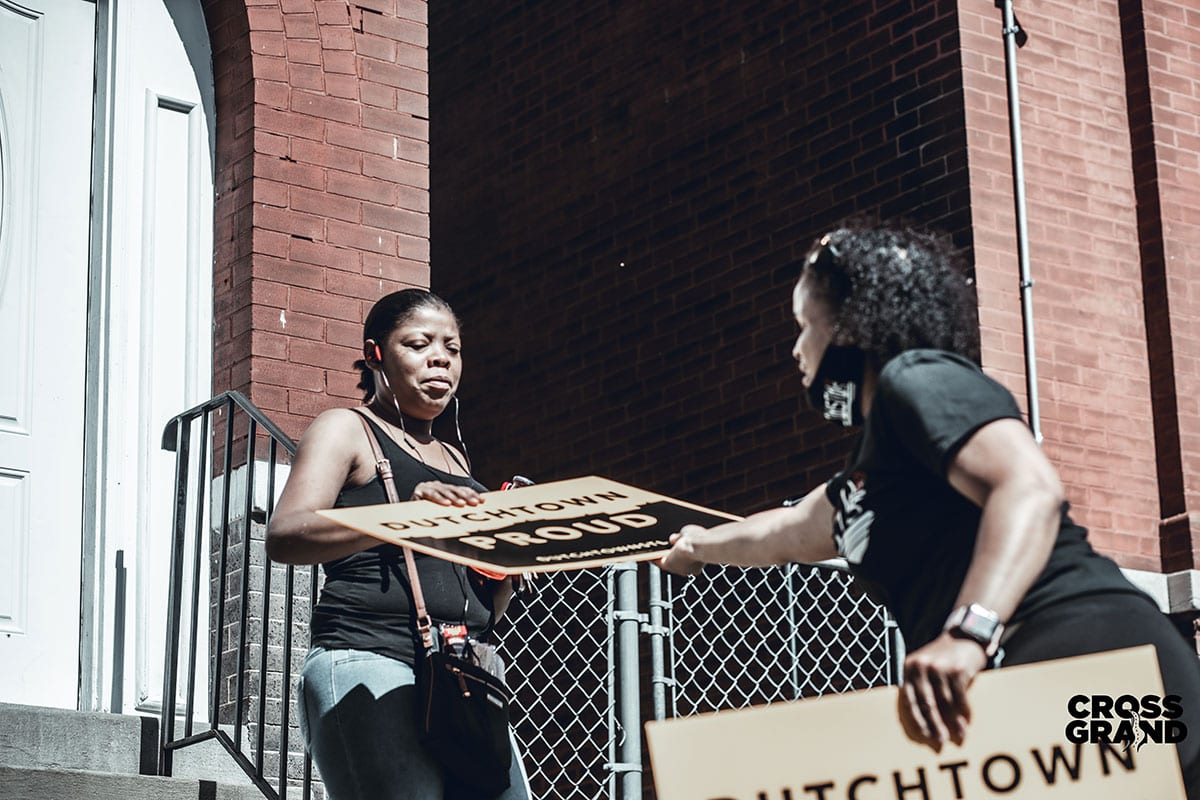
left=659, top=482, right=838, bottom=575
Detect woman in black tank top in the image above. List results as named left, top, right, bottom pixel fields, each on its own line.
left=267, top=290, right=529, bottom=800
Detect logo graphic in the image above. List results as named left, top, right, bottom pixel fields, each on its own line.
left=1065, top=694, right=1187, bottom=750
left=1125, top=710, right=1148, bottom=753
left=832, top=471, right=873, bottom=564
left=823, top=380, right=856, bottom=427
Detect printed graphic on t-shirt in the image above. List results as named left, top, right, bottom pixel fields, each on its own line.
left=832, top=471, right=873, bottom=564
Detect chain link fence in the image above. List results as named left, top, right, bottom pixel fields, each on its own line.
left=663, top=562, right=898, bottom=717
left=498, top=560, right=898, bottom=800
left=496, top=568, right=617, bottom=800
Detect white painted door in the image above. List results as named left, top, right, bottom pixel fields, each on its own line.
left=99, top=0, right=213, bottom=714
left=0, top=0, right=96, bottom=708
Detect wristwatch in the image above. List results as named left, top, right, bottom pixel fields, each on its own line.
left=943, top=603, right=1005, bottom=657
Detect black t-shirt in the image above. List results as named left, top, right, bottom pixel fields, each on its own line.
left=309, top=416, right=496, bottom=665
left=824, top=349, right=1145, bottom=651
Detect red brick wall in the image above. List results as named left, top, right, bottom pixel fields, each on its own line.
left=958, top=0, right=1200, bottom=572
left=207, top=0, right=1200, bottom=571
left=206, top=0, right=432, bottom=442
left=428, top=0, right=974, bottom=514
left=1123, top=0, right=1200, bottom=572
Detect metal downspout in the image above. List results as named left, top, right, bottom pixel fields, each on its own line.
left=1000, top=0, right=1043, bottom=443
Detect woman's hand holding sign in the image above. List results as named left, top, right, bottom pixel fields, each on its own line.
left=660, top=526, right=707, bottom=576
left=899, top=632, right=989, bottom=749
left=412, top=480, right=485, bottom=507
left=659, top=489, right=839, bottom=577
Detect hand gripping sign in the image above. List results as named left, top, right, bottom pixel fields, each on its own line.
left=316, top=475, right=742, bottom=575
left=645, top=646, right=1187, bottom=800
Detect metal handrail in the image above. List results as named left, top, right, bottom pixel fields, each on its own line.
left=159, top=391, right=315, bottom=800
left=162, top=390, right=296, bottom=454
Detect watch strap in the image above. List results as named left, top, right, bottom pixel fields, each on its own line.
left=944, top=603, right=1005, bottom=657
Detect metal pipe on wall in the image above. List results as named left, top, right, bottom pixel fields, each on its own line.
left=999, top=0, right=1043, bottom=443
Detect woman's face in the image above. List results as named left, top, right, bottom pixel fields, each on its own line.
left=791, top=274, right=837, bottom=389
left=373, top=305, right=462, bottom=420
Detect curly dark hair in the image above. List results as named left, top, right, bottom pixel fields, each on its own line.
left=353, top=288, right=460, bottom=400
left=799, top=224, right=979, bottom=369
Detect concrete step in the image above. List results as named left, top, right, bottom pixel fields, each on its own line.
left=168, top=732, right=262, bottom=788
left=0, top=704, right=279, bottom=794
left=0, top=765, right=266, bottom=800
left=0, top=702, right=157, bottom=774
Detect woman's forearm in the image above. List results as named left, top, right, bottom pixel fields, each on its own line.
left=954, top=480, right=1061, bottom=622
left=265, top=511, right=380, bottom=565
left=679, top=509, right=798, bottom=567
left=675, top=493, right=837, bottom=569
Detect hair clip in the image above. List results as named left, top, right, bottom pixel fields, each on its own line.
left=808, top=233, right=842, bottom=266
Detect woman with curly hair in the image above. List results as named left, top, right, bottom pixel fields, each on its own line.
left=661, top=224, right=1200, bottom=794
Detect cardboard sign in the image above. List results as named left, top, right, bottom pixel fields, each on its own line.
left=316, top=475, right=741, bottom=574
left=645, top=646, right=1187, bottom=799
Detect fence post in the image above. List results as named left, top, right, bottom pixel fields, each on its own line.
left=612, top=562, right=643, bottom=799
left=786, top=564, right=801, bottom=701
left=887, top=616, right=906, bottom=687
left=646, top=564, right=671, bottom=721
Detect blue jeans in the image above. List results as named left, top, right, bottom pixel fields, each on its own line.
left=297, top=646, right=532, bottom=800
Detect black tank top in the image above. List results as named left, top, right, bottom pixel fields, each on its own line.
left=308, top=416, right=494, bottom=665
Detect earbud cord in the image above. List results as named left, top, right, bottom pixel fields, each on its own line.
left=374, top=369, right=472, bottom=482
left=372, top=370, right=475, bottom=623
left=374, top=369, right=460, bottom=475
left=451, top=395, right=471, bottom=472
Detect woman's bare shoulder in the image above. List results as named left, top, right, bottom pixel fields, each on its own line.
left=293, top=406, right=371, bottom=455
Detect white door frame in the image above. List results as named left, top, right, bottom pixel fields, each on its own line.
left=79, top=0, right=216, bottom=713
left=79, top=0, right=117, bottom=713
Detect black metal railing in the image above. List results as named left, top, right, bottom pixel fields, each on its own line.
left=159, top=391, right=315, bottom=799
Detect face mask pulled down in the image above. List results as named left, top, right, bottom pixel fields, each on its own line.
left=806, top=345, right=866, bottom=427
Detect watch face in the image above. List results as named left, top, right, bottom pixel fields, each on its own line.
left=954, top=605, right=1003, bottom=656
left=945, top=604, right=1001, bottom=651
left=962, top=613, right=996, bottom=641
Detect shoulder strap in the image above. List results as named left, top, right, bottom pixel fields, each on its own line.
left=440, top=442, right=471, bottom=475
left=351, top=407, right=434, bottom=651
